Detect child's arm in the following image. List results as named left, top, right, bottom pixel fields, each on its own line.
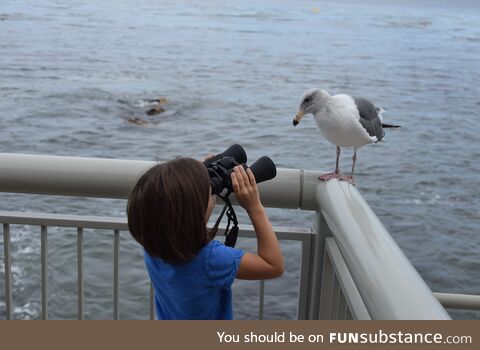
left=231, top=166, right=284, bottom=280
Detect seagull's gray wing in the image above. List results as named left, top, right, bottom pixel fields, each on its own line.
left=353, top=97, right=384, bottom=142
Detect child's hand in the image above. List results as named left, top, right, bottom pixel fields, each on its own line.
left=202, top=153, right=215, bottom=162
left=231, top=166, right=262, bottom=213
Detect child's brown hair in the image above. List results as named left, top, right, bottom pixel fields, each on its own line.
left=127, top=157, right=211, bottom=264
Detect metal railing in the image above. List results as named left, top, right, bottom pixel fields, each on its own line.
left=0, top=153, right=475, bottom=319
left=0, top=211, right=313, bottom=320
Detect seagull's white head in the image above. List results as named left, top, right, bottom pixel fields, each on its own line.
left=293, top=88, right=331, bottom=126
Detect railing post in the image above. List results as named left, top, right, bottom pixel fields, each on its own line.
left=41, top=225, right=48, bottom=320
left=306, top=211, right=329, bottom=319
left=3, top=224, right=13, bottom=320
left=113, top=229, right=120, bottom=320
left=149, top=282, right=155, bottom=320
left=297, top=234, right=313, bottom=319
left=258, top=281, right=265, bottom=320
left=77, top=227, right=84, bottom=320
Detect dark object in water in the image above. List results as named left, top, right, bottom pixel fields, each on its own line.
left=146, top=107, right=164, bottom=115
left=127, top=117, right=149, bottom=126
left=146, top=97, right=167, bottom=116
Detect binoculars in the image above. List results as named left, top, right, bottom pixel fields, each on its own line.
left=204, top=144, right=277, bottom=196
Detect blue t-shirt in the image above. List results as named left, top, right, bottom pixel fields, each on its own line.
left=144, top=240, right=245, bottom=320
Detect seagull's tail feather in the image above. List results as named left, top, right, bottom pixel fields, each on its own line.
left=376, top=107, right=386, bottom=122
left=376, top=107, right=386, bottom=114
left=381, top=123, right=401, bottom=128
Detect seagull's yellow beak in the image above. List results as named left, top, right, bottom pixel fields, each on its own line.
left=293, top=111, right=304, bottom=126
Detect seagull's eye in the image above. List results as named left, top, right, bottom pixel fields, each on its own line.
left=304, top=96, right=312, bottom=104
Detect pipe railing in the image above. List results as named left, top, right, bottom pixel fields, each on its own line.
left=0, top=153, right=320, bottom=210
left=0, top=211, right=313, bottom=320
left=315, top=180, right=451, bottom=319
left=434, top=293, right=480, bottom=311
left=0, top=153, right=469, bottom=319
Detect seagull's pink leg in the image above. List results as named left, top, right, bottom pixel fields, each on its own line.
left=350, top=148, right=357, bottom=178
left=338, top=149, right=357, bottom=185
left=335, top=146, right=341, bottom=174
left=319, top=146, right=355, bottom=185
left=319, top=146, right=344, bottom=180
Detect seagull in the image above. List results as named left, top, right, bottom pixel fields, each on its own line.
left=293, top=88, right=400, bottom=184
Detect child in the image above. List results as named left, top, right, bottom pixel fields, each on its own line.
left=127, top=157, right=284, bottom=320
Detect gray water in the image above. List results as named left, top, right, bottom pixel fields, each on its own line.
left=0, top=0, right=479, bottom=319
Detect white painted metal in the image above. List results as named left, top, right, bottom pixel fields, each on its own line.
left=258, top=281, right=265, bottom=320
left=149, top=283, right=155, bottom=320
left=434, top=293, right=480, bottom=311
left=114, top=229, right=120, bottom=320
left=3, top=224, right=12, bottom=320
left=0, top=211, right=126, bottom=230
left=297, top=234, right=313, bottom=319
left=0, top=154, right=467, bottom=319
left=323, top=237, right=370, bottom=320
left=41, top=225, right=48, bottom=320
left=0, top=153, right=320, bottom=210
left=318, top=243, right=335, bottom=319
left=0, top=153, right=152, bottom=200
left=306, top=213, right=328, bottom=320
left=0, top=211, right=313, bottom=320
left=77, top=228, right=84, bottom=320
left=316, top=180, right=450, bottom=319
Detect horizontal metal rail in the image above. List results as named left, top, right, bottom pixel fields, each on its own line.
left=1, top=211, right=312, bottom=320
left=0, top=210, right=312, bottom=239
left=0, top=153, right=321, bottom=210
left=434, top=293, right=480, bottom=311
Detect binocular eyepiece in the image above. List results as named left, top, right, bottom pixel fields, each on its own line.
left=204, top=144, right=277, bottom=195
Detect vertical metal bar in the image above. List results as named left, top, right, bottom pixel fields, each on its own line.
left=41, top=225, right=48, bottom=320
left=307, top=212, right=330, bottom=320
left=338, top=291, right=347, bottom=320
left=297, top=237, right=312, bottom=319
left=3, top=224, right=12, bottom=320
left=258, top=280, right=265, bottom=320
left=324, top=238, right=371, bottom=320
left=331, top=277, right=340, bottom=320
left=113, top=229, right=119, bottom=320
left=77, top=227, right=84, bottom=320
left=318, top=246, right=334, bottom=319
left=149, top=282, right=155, bottom=320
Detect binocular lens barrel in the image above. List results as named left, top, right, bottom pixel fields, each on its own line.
left=248, top=156, right=277, bottom=184
left=216, top=144, right=247, bottom=165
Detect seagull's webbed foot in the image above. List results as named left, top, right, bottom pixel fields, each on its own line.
left=319, top=172, right=355, bottom=186
left=319, top=172, right=343, bottom=181
left=339, top=175, right=355, bottom=185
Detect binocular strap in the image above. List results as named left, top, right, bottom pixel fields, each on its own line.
left=212, top=195, right=239, bottom=248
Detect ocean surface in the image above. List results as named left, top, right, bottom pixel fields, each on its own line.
left=0, top=0, right=479, bottom=319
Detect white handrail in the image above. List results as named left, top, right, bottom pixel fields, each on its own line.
left=0, top=153, right=320, bottom=210
left=0, top=153, right=456, bottom=319
left=316, top=180, right=451, bottom=319
left=434, top=293, right=480, bottom=311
